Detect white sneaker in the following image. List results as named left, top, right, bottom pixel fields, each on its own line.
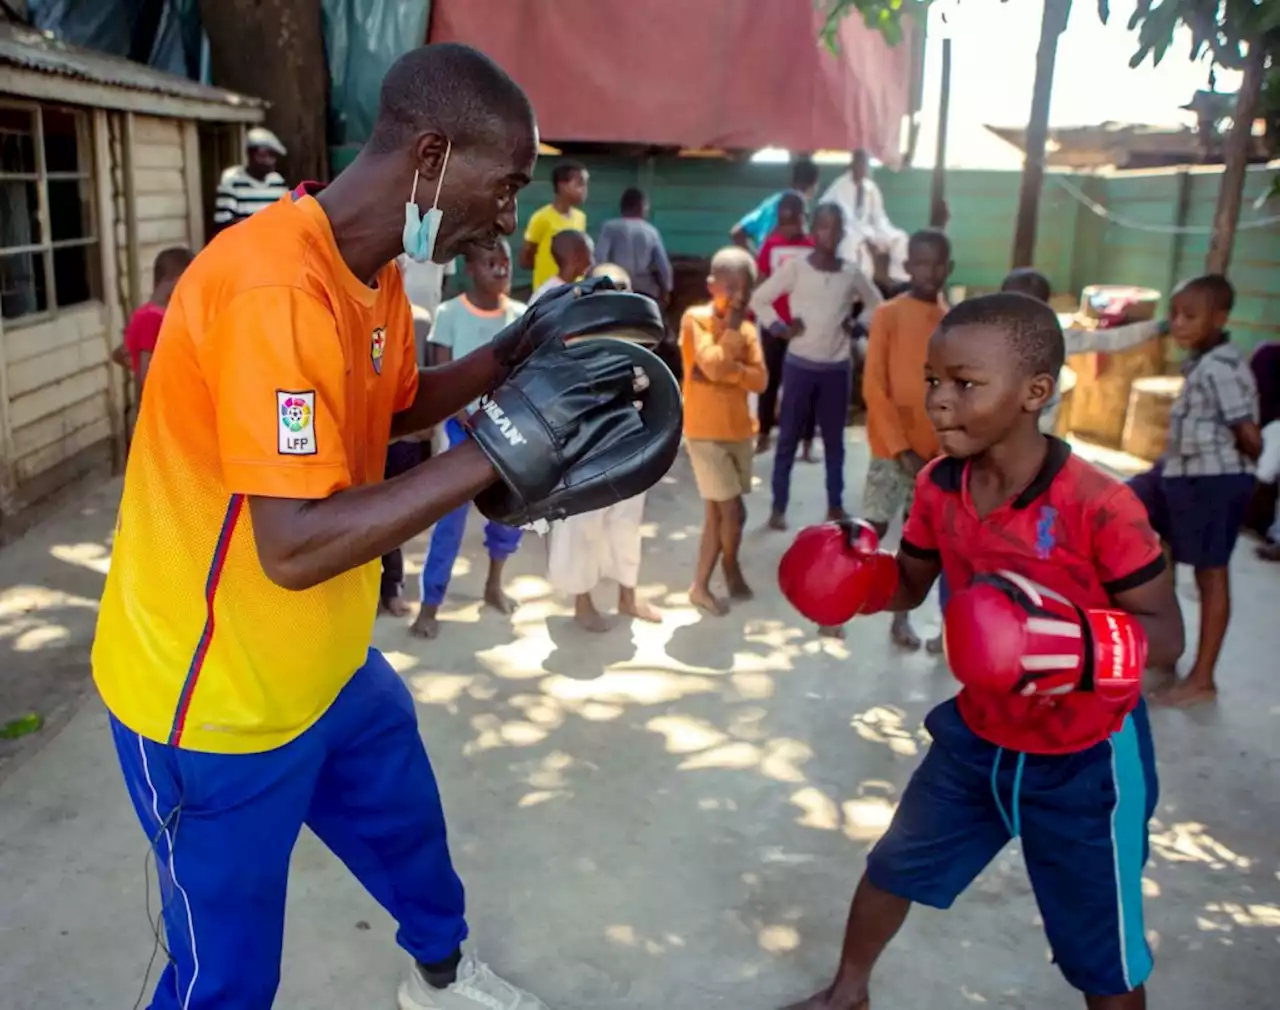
left=398, top=950, right=550, bottom=1010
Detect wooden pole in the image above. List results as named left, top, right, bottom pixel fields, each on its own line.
left=93, top=109, right=127, bottom=472
left=929, top=36, right=953, bottom=228
left=1205, top=43, right=1266, bottom=274
left=1011, top=0, right=1072, bottom=268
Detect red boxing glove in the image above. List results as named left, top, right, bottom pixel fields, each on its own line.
left=778, top=519, right=899, bottom=626
left=943, top=570, right=1147, bottom=699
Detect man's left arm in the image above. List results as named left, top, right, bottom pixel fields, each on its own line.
left=1095, top=486, right=1185, bottom=668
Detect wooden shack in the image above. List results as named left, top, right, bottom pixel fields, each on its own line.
left=0, top=23, right=264, bottom=537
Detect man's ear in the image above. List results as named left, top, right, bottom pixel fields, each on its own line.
left=1024, top=371, right=1057, bottom=413
left=412, top=131, right=450, bottom=182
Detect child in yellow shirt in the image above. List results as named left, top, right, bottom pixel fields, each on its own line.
left=520, top=160, right=589, bottom=290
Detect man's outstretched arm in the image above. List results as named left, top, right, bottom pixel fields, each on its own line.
left=250, top=442, right=497, bottom=590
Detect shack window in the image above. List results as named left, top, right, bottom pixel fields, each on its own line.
left=0, top=103, right=100, bottom=324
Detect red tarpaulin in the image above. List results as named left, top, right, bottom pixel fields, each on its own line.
left=429, top=0, right=919, bottom=166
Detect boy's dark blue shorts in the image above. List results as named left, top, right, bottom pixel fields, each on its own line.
left=1127, top=462, right=1255, bottom=569
left=866, top=699, right=1158, bottom=997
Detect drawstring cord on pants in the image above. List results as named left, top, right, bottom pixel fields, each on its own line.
left=991, top=747, right=1027, bottom=838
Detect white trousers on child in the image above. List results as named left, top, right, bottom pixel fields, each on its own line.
left=548, top=493, right=647, bottom=596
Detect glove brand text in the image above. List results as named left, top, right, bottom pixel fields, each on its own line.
left=478, top=396, right=527, bottom=447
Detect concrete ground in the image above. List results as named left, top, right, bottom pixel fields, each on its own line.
left=1, top=429, right=1278, bottom=1009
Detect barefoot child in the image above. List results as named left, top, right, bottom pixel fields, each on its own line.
left=410, top=241, right=527, bottom=639
left=750, top=202, right=882, bottom=530
left=754, top=192, right=819, bottom=458
left=782, top=292, right=1184, bottom=1010
left=1127, top=274, right=1261, bottom=706
left=680, top=247, right=769, bottom=615
left=548, top=263, right=662, bottom=630
left=860, top=229, right=951, bottom=649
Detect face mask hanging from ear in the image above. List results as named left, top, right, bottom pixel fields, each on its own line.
left=402, top=139, right=451, bottom=263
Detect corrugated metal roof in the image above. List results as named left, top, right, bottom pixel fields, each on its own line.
left=0, top=22, right=265, bottom=110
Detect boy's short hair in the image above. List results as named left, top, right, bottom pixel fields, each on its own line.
left=549, top=229, right=589, bottom=265
left=1177, top=273, right=1235, bottom=313
left=812, top=201, right=844, bottom=228
left=153, top=246, right=194, bottom=285
left=463, top=237, right=509, bottom=265
left=709, top=245, right=758, bottom=284
left=1001, top=267, right=1052, bottom=303
left=908, top=228, right=951, bottom=260
left=551, top=160, right=586, bottom=191
left=591, top=262, right=632, bottom=291
left=791, top=158, right=820, bottom=191
left=777, top=191, right=806, bottom=218
left=620, top=187, right=646, bottom=214
left=941, top=292, right=1065, bottom=378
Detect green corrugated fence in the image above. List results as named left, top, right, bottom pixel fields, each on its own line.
left=331, top=145, right=1278, bottom=353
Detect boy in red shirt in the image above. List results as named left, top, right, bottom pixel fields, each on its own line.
left=755, top=192, right=817, bottom=460
left=783, top=293, right=1184, bottom=1010
left=111, top=246, right=194, bottom=395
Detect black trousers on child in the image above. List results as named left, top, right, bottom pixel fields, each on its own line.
left=381, top=438, right=428, bottom=600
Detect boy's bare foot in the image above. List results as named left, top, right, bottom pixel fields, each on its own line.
left=781, top=988, right=869, bottom=1010
left=890, top=612, right=922, bottom=650
left=618, top=587, right=662, bottom=623
left=483, top=581, right=516, bottom=615
left=926, top=633, right=943, bottom=655
left=727, top=576, right=754, bottom=601
left=573, top=593, right=611, bottom=633
left=827, top=507, right=848, bottom=522
left=689, top=584, right=728, bottom=616
left=768, top=510, right=788, bottom=531
left=801, top=441, right=819, bottom=463
left=409, top=605, right=440, bottom=639
left=818, top=624, right=845, bottom=639
left=756, top=432, right=772, bottom=454
left=1152, top=677, right=1218, bottom=708
left=379, top=595, right=412, bottom=618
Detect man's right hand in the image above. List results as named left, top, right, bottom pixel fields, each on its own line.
left=467, top=338, right=645, bottom=515
left=785, top=319, right=806, bottom=340
left=489, top=276, right=617, bottom=377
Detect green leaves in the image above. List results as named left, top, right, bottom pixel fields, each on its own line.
left=817, top=0, right=928, bottom=52
left=0, top=713, right=43, bottom=740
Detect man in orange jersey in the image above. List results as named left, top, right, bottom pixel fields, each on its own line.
left=91, top=44, right=561, bottom=1010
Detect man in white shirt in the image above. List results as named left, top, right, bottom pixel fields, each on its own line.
left=820, top=148, right=910, bottom=283
left=212, top=127, right=289, bottom=231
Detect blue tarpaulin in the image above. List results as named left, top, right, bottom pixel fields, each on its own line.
left=27, top=0, right=206, bottom=80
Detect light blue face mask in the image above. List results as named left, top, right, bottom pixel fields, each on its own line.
left=402, top=140, right=451, bottom=263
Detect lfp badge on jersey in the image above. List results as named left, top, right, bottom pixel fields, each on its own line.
left=370, top=327, right=386, bottom=375
left=277, top=390, right=316, bottom=455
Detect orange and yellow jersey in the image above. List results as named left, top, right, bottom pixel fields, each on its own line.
left=92, top=189, right=419, bottom=753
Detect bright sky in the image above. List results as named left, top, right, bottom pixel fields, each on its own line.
left=912, top=0, right=1243, bottom=168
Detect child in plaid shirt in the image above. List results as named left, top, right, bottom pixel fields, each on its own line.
left=1128, top=275, right=1262, bottom=707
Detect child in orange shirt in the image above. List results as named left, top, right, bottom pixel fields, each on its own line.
left=861, top=228, right=952, bottom=649
left=680, top=247, right=769, bottom=616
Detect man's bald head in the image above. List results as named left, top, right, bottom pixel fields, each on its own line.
left=369, top=43, right=534, bottom=154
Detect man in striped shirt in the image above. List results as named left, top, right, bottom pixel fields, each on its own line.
left=213, top=127, right=289, bottom=231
